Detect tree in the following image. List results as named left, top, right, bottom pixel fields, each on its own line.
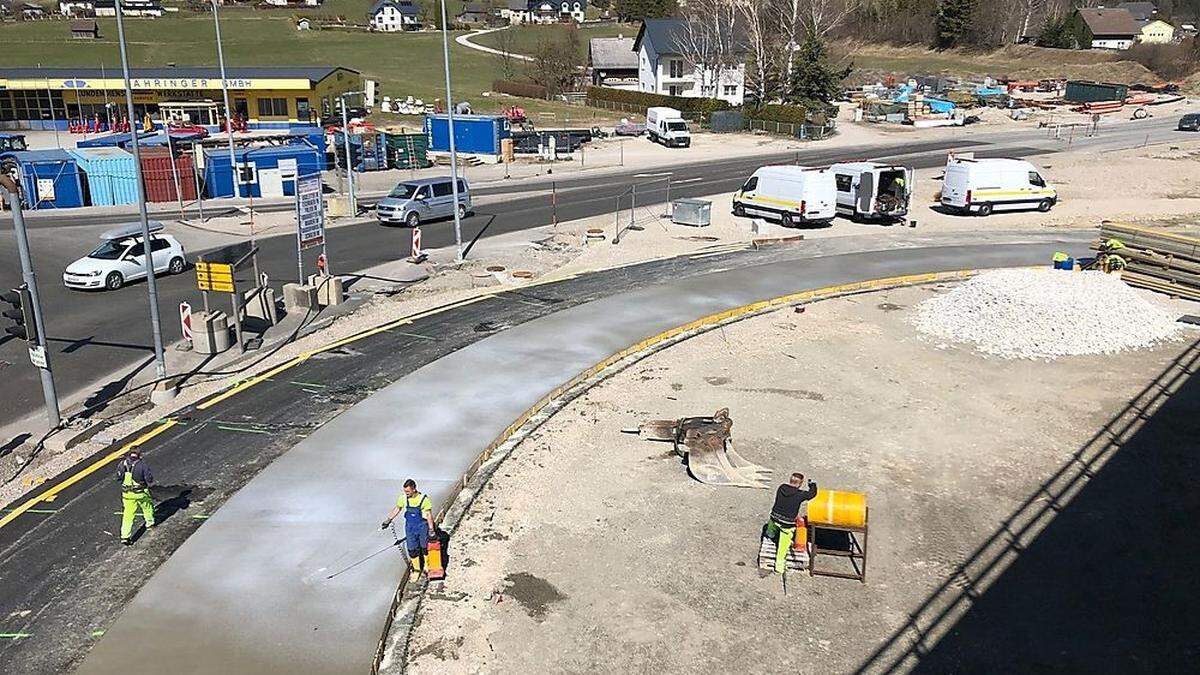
left=676, top=0, right=740, bottom=100
left=785, top=28, right=851, bottom=110
left=493, top=26, right=520, bottom=80
left=526, top=27, right=585, bottom=97
left=737, top=0, right=788, bottom=107
left=933, top=0, right=977, bottom=49
left=613, top=0, right=676, bottom=20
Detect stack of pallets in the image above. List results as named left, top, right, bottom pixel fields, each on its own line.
left=1102, top=222, right=1200, bottom=302
left=758, top=535, right=809, bottom=574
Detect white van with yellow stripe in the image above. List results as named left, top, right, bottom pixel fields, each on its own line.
left=941, top=156, right=1057, bottom=217
left=732, top=165, right=837, bottom=227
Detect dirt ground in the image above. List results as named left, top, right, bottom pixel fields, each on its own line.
left=404, top=283, right=1200, bottom=673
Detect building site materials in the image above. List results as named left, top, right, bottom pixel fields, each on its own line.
left=382, top=131, right=432, bottom=170
left=912, top=268, right=1182, bottom=360
left=830, top=162, right=913, bottom=220
left=139, top=146, right=197, bottom=203
left=807, top=490, right=868, bottom=583
left=634, top=408, right=772, bottom=489
left=1101, top=222, right=1200, bottom=300
left=671, top=198, right=711, bottom=226
left=758, top=532, right=809, bottom=574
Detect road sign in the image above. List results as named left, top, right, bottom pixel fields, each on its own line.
left=296, top=174, right=325, bottom=250
left=28, top=345, right=47, bottom=369
left=195, top=261, right=235, bottom=293
left=179, top=302, right=193, bottom=341
left=411, top=227, right=422, bottom=259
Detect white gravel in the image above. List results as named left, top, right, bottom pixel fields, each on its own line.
left=913, top=268, right=1184, bottom=360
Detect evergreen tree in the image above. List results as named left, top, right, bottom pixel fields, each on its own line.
left=933, top=0, right=976, bottom=49
left=785, top=30, right=852, bottom=111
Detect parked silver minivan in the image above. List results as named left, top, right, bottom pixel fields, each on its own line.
left=376, top=176, right=472, bottom=226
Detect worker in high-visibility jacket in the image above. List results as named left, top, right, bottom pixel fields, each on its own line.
left=764, top=472, right=817, bottom=575
left=382, top=479, right=436, bottom=582
left=117, top=449, right=156, bottom=545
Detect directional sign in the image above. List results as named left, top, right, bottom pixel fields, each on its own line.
left=179, top=302, right=193, bottom=341
left=296, top=174, right=325, bottom=250
left=195, top=261, right=235, bottom=293
left=411, top=227, right=422, bottom=259
left=28, top=345, right=47, bottom=369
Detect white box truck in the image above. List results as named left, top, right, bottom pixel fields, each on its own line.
left=732, top=165, right=837, bottom=227
left=940, top=156, right=1057, bottom=216
left=646, top=107, right=691, bottom=148
left=830, top=162, right=914, bottom=221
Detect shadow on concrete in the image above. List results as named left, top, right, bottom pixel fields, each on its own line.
left=856, top=338, right=1200, bottom=673
left=0, top=432, right=30, bottom=459
left=152, top=484, right=209, bottom=525
left=462, top=214, right=496, bottom=259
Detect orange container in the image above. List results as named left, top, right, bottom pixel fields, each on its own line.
left=806, top=489, right=867, bottom=528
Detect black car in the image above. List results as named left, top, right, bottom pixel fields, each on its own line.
left=1179, top=113, right=1200, bottom=131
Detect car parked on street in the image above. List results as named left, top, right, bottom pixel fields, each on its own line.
left=1178, top=113, right=1200, bottom=131
left=375, top=176, right=472, bottom=227
left=63, top=222, right=188, bottom=291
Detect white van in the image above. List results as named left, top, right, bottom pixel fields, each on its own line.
left=646, top=107, right=691, bottom=147
left=940, top=156, right=1057, bottom=216
left=733, top=166, right=837, bottom=227
left=830, top=162, right=914, bottom=221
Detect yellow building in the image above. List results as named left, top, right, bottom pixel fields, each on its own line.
left=0, top=66, right=362, bottom=130
left=1138, top=19, right=1175, bottom=44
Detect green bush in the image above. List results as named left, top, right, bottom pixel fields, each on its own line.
left=745, top=104, right=809, bottom=124
left=493, top=80, right=550, bottom=100
left=584, top=86, right=731, bottom=114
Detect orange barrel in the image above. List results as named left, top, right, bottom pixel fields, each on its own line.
left=793, top=516, right=808, bottom=550
left=806, top=489, right=867, bottom=528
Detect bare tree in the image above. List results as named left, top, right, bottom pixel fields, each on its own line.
left=493, top=26, right=519, bottom=80
left=676, top=0, right=741, bottom=99
left=799, top=0, right=862, bottom=37
left=736, top=0, right=788, bottom=106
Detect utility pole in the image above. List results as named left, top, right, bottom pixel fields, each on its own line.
left=1, top=179, right=61, bottom=428
left=340, top=92, right=359, bottom=218
left=212, top=1, right=242, bottom=212
left=114, top=0, right=167, bottom=381
left=439, top=0, right=464, bottom=263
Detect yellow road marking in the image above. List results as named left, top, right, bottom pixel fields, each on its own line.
left=0, top=420, right=178, bottom=530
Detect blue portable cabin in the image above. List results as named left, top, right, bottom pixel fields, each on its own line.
left=75, top=131, right=157, bottom=150
left=424, top=114, right=510, bottom=157
left=12, top=149, right=86, bottom=210
left=285, top=127, right=328, bottom=170
left=204, top=144, right=323, bottom=199
left=68, top=147, right=140, bottom=206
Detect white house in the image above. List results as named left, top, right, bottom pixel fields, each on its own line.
left=499, top=0, right=584, bottom=24
left=369, top=0, right=421, bottom=32
left=58, top=0, right=94, bottom=16
left=633, top=18, right=745, bottom=105
left=93, top=0, right=163, bottom=17
left=1076, top=8, right=1140, bottom=50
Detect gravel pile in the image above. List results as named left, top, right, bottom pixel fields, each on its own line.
left=913, top=268, right=1183, bottom=360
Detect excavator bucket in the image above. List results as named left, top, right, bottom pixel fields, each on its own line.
left=636, top=408, right=771, bottom=489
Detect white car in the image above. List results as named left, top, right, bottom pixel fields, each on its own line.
left=63, top=223, right=188, bottom=291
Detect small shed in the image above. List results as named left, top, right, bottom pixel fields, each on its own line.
left=70, top=18, right=98, bottom=39
left=296, top=17, right=311, bottom=31
left=1065, top=80, right=1129, bottom=103
left=15, top=149, right=86, bottom=209
left=69, top=146, right=140, bottom=206
left=203, top=145, right=323, bottom=199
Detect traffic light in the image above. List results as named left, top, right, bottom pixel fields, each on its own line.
left=1, top=285, right=38, bottom=343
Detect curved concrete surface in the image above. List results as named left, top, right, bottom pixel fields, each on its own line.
left=80, top=232, right=1090, bottom=674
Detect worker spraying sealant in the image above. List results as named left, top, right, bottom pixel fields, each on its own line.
left=763, top=472, right=817, bottom=576
left=382, top=479, right=437, bottom=582
left=117, top=449, right=156, bottom=546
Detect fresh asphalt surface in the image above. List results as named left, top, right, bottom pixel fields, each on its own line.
left=0, top=230, right=1093, bottom=674
left=0, top=115, right=1192, bottom=430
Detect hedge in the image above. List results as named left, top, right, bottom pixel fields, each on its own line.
left=493, top=80, right=549, bottom=100
left=584, top=86, right=732, bottom=114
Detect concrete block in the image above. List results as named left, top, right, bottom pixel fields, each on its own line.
left=192, top=310, right=233, bottom=355
left=308, top=274, right=345, bottom=307
left=243, top=286, right=279, bottom=323
left=283, top=283, right=319, bottom=312
left=327, top=195, right=351, bottom=217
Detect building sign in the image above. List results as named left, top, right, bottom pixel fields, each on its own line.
left=129, top=78, right=256, bottom=90
left=295, top=174, right=325, bottom=250
left=36, top=178, right=56, bottom=202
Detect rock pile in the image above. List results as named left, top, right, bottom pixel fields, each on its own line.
left=913, top=268, right=1184, bottom=360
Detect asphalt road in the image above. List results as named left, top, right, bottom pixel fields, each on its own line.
left=0, top=230, right=1092, bottom=674
left=0, top=116, right=1190, bottom=431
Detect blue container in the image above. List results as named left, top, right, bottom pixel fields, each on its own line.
left=204, top=145, right=323, bottom=199
left=424, top=114, right=510, bottom=156
left=14, top=149, right=85, bottom=209
left=69, top=147, right=140, bottom=206
left=75, top=131, right=156, bottom=149
left=1054, top=257, right=1075, bottom=270
left=286, top=127, right=328, bottom=170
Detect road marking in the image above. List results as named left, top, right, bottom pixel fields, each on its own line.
left=634, top=172, right=672, bottom=177
left=216, top=424, right=272, bottom=435
left=391, top=330, right=437, bottom=341
left=674, top=177, right=704, bottom=184
left=0, top=632, right=32, bottom=639
left=191, top=514, right=210, bottom=520
left=0, top=508, right=57, bottom=514
left=288, top=381, right=327, bottom=388
left=0, top=421, right=178, bottom=530
left=90, top=630, right=105, bottom=637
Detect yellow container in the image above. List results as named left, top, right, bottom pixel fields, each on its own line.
left=807, top=489, right=867, bottom=528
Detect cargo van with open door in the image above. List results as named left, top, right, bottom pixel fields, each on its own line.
left=830, top=162, right=913, bottom=221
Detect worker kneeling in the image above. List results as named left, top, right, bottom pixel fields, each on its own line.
left=765, top=472, right=817, bottom=574
left=382, top=478, right=437, bottom=583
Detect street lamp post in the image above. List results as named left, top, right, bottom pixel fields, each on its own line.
left=439, top=0, right=464, bottom=263
left=114, top=0, right=168, bottom=382
left=212, top=1, right=241, bottom=213
left=339, top=91, right=364, bottom=219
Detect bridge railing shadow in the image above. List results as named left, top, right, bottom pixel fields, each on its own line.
left=856, top=337, right=1200, bottom=673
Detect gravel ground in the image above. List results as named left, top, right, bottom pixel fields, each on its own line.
left=404, top=282, right=1200, bottom=674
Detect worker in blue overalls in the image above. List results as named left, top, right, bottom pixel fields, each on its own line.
left=382, top=478, right=437, bottom=582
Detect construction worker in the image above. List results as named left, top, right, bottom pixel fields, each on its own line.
left=382, top=479, right=436, bottom=582
left=764, top=472, right=818, bottom=575
left=117, top=449, right=155, bottom=546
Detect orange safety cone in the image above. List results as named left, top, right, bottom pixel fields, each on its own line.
left=425, top=539, right=445, bottom=580
left=793, top=516, right=808, bottom=551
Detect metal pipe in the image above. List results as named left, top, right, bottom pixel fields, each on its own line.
left=0, top=183, right=61, bottom=428
left=212, top=1, right=241, bottom=213
left=114, top=0, right=167, bottom=381
left=440, top=0, right=465, bottom=263
left=161, top=110, right=185, bottom=219
left=341, top=94, right=356, bottom=218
